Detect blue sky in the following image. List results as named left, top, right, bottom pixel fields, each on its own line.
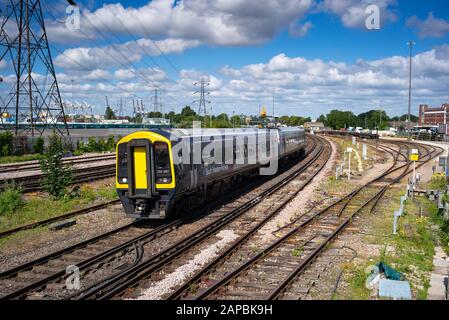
left=2, top=0, right=449, bottom=118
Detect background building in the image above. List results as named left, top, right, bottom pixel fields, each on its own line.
left=419, top=104, right=449, bottom=134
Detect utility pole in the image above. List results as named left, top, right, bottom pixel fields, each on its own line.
left=407, top=41, right=415, bottom=139
left=0, top=0, right=70, bottom=138
left=272, top=88, right=275, bottom=118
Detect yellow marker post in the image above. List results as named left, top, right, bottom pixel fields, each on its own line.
left=410, top=149, right=419, bottom=190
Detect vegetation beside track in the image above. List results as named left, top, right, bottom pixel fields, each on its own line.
left=339, top=188, right=439, bottom=300
left=425, top=174, right=449, bottom=256
left=0, top=154, right=46, bottom=164
left=0, top=130, right=118, bottom=164
left=0, top=180, right=117, bottom=246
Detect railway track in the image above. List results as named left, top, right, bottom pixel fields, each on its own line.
left=0, top=163, right=116, bottom=193
left=0, top=218, right=183, bottom=299
left=0, top=199, right=121, bottom=240
left=0, top=135, right=326, bottom=300
left=66, top=135, right=332, bottom=300
left=0, top=153, right=115, bottom=174
left=169, top=141, right=441, bottom=300
left=4, top=138, right=437, bottom=300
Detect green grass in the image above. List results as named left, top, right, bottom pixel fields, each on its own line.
left=0, top=153, right=45, bottom=164
left=344, top=263, right=372, bottom=300
left=0, top=182, right=118, bottom=236
left=341, top=188, right=437, bottom=300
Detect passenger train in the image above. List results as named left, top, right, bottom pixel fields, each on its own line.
left=116, top=127, right=306, bottom=219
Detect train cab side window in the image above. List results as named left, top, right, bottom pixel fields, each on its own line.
left=154, top=142, right=172, bottom=184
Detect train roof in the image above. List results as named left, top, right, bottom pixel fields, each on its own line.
left=144, top=127, right=303, bottom=141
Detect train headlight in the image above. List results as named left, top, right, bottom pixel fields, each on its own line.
left=122, top=178, right=127, bottom=183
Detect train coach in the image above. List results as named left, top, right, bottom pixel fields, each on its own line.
left=116, top=127, right=306, bottom=219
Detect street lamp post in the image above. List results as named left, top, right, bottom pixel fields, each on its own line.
left=407, top=41, right=415, bottom=140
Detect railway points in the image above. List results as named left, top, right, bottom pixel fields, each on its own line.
left=0, top=1, right=448, bottom=304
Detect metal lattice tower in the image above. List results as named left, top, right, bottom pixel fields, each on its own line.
left=151, top=88, right=163, bottom=113
left=194, top=78, right=210, bottom=116
left=0, top=0, right=69, bottom=137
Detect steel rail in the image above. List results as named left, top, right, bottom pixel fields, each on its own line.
left=0, top=199, right=121, bottom=240
left=0, top=136, right=319, bottom=300
left=71, top=136, right=329, bottom=300
left=194, top=140, right=442, bottom=300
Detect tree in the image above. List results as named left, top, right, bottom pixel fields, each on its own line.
left=40, top=132, right=73, bottom=199
left=317, top=115, right=327, bottom=125
left=326, top=110, right=358, bottom=130
left=105, top=106, right=116, bottom=120
left=391, top=114, right=419, bottom=122
left=180, top=106, right=196, bottom=118
left=147, top=111, right=163, bottom=118
left=357, top=110, right=389, bottom=130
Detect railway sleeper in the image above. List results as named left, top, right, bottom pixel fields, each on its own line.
left=234, top=282, right=278, bottom=291
left=15, top=272, right=43, bottom=281
left=220, top=290, right=268, bottom=299
left=287, top=285, right=311, bottom=295
left=278, top=293, right=302, bottom=300
left=31, top=265, right=62, bottom=275
left=44, top=282, right=67, bottom=291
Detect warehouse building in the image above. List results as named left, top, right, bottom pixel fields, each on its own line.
left=419, top=103, right=449, bottom=134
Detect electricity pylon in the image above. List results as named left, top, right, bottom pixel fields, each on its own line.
left=193, top=78, right=210, bottom=116
left=0, top=0, right=69, bottom=137
left=151, top=88, right=163, bottom=113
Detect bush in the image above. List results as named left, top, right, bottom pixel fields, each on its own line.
left=0, top=131, right=13, bottom=156
left=47, top=130, right=64, bottom=156
left=40, top=132, right=73, bottom=199
left=429, top=174, right=447, bottom=191
left=33, top=137, right=45, bottom=154
left=97, top=137, right=107, bottom=152
left=0, top=185, right=24, bottom=215
left=106, top=135, right=116, bottom=151
left=87, top=137, right=98, bottom=152
left=74, top=136, right=117, bottom=155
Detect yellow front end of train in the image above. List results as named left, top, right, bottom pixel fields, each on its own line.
left=116, top=131, right=176, bottom=219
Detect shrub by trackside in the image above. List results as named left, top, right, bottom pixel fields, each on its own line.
left=40, top=132, right=73, bottom=199
left=0, top=131, right=13, bottom=157
left=0, top=185, right=24, bottom=216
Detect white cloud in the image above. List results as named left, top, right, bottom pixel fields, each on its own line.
left=54, top=38, right=199, bottom=70
left=406, top=12, right=449, bottom=38
left=320, top=0, right=397, bottom=29
left=46, top=0, right=314, bottom=46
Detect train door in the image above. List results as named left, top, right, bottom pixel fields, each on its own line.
left=190, top=137, right=199, bottom=190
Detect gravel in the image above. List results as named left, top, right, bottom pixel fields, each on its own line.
left=132, top=229, right=239, bottom=300
left=0, top=202, right=132, bottom=272
left=257, top=137, right=338, bottom=244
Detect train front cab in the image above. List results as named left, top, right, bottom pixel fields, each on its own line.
left=116, top=131, right=176, bottom=219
